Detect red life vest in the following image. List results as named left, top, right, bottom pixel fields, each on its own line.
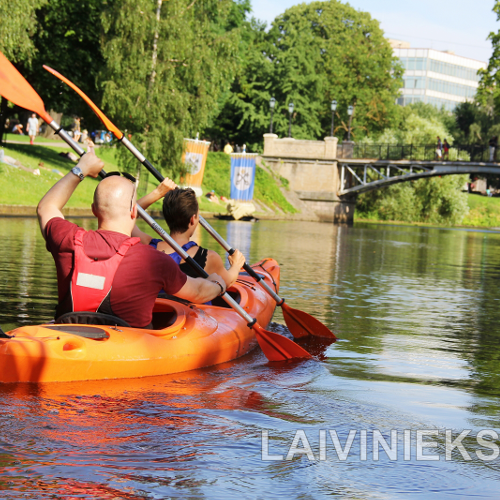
left=70, top=228, right=140, bottom=313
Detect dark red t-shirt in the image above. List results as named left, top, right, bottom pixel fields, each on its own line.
left=45, top=218, right=187, bottom=327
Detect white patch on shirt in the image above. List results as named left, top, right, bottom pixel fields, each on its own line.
left=76, top=273, right=106, bottom=290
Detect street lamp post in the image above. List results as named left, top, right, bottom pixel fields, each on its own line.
left=288, top=102, right=294, bottom=138
left=269, top=97, right=276, bottom=134
left=330, top=99, right=337, bottom=137
left=347, top=105, right=354, bottom=141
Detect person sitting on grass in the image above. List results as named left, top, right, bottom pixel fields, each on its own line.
left=12, top=123, right=23, bottom=135
left=134, top=179, right=245, bottom=288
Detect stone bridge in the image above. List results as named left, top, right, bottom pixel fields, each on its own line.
left=262, top=134, right=500, bottom=224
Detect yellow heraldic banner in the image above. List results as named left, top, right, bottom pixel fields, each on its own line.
left=182, top=138, right=211, bottom=187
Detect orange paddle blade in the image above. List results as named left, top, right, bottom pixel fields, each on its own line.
left=0, top=52, right=52, bottom=123
left=282, top=303, right=337, bottom=339
left=43, top=65, right=124, bottom=140
left=252, top=323, right=312, bottom=361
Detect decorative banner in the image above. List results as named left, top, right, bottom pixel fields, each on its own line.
left=230, top=153, right=258, bottom=201
left=182, top=138, right=211, bottom=187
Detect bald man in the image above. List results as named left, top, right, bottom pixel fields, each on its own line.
left=37, top=151, right=225, bottom=328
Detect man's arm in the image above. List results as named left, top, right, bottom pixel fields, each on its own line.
left=174, top=273, right=226, bottom=304
left=137, top=177, right=176, bottom=210
left=37, top=152, right=104, bottom=239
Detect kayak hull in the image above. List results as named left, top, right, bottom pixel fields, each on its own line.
left=0, top=259, right=280, bottom=383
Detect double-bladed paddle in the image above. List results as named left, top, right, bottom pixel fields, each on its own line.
left=0, top=51, right=312, bottom=362
left=42, top=65, right=337, bottom=341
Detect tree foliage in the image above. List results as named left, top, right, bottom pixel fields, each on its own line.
left=357, top=103, right=470, bottom=225
left=24, top=0, right=107, bottom=125
left=0, top=0, right=47, bottom=143
left=101, top=0, right=242, bottom=176
left=0, top=0, right=46, bottom=64
left=478, top=2, right=500, bottom=105
left=206, top=0, right=403, bottom=151
left=369, top=103, right=454, bottom=146
left=356, top=175, right=470, bottom=225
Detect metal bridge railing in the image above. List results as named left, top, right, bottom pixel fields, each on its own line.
left=336, top=143, right=492, bottom=162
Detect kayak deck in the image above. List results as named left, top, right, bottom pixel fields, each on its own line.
left=0, top=259, right=280, bottom=383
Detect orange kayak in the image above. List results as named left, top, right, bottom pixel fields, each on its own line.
left=0, top=259, right=280, bottom=383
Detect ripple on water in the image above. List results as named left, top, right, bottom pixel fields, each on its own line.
left=1, top=219, right=500, bottom=498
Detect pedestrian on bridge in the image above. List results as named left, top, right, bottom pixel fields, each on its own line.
left=489, top=136, right=498, bottom=162
left=443, top=139, right=450, bottom=160
left=435, top=136, right=442, bottom=160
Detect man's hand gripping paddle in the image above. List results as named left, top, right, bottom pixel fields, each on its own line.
left=0, top=52, right=312, bottom=362
left=41, top=65, right=336, bottom=342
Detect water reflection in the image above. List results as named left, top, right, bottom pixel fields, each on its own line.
left=226, top=221, right=253, bottom=261
left=1, top=217, right=500, bottom=498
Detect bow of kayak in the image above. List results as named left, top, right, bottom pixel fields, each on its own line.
left=0, top=259, right=280, bottom=383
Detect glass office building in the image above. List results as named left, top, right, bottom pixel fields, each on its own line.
left=390, top=41, right=486, bottom=111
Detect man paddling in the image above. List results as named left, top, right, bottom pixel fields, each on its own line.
left=37, top=150, right=226, bottom=328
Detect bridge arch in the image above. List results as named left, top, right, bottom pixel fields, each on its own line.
left=338, top=160, right=500, bottom=196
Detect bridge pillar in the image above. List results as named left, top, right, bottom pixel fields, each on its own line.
left=262, top=134, right=355, bottom=224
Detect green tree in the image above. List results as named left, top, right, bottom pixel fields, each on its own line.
left=0, top=0, right=45, bottom=63
left=0, top=0, right=108, bottom=142
left=477, top=1, right=500, bottom=106
left=101, top=0, right=241, bottom=176
left=0, top=0, right=47, bottom=143
left=203, top=18, right=275, bottom=151
left=356, top=102, right=470, bottom=225
left=207, top=0, right=403, bottom=151
left=356, top=175, right=470, bottom=225
left=24, top=0, right=107, bottom=127
left=372, top=103, right=454, bottom=146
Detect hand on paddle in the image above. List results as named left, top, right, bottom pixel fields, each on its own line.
left=79, top=150, right=104, bottom=178
left=228, top=250, right=245, bottom=271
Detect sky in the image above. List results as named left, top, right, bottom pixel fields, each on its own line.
left=250, top=0, right=499, bottom=63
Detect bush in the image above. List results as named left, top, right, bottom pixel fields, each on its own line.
left=356, top=174, right=469, bottom=225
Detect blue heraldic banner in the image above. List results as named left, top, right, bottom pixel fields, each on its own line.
left=230, top=154, right=257, bottom=201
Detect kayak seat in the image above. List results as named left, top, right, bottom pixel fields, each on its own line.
left=151, top=311, right=178, bottom=330
left=55, top=312, right=131, bottom=328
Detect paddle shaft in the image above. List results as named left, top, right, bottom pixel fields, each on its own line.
left=44, top=122, right=257, bottom=327
left=118, top=140, right=285, bottom=305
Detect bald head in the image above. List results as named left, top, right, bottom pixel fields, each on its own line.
left=93, top=176, right=136, bottom=223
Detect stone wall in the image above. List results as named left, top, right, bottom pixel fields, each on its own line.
left=262, top=135, right=355, bottom=224
left=263, top=134, right=338, bottom=159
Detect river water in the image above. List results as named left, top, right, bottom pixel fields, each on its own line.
left=1, top=217, right=500, bottom=499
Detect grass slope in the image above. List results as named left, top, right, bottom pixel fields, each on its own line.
left=0, top=146, right=296, bottom=214
left=0, top=143, right=119, bottom=207
left=462, top=194, right=500, bottom=227
left=200, top=153, right=297, bottom=214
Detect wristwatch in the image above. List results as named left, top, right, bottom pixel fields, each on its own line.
left=71, top=166, right=85, bottom=181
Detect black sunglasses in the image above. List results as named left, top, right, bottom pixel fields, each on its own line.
left=104, top=171, right=137, bottom=183
left=104, top=171, right=137, bottom=210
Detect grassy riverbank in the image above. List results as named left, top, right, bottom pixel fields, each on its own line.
left=0, top=143, right=117, bottom=207
left=355, top=193, right=500, bottom=228
left=461, top=194, right=500, bottom=227
left=0, top=142, right=296, bottom=215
